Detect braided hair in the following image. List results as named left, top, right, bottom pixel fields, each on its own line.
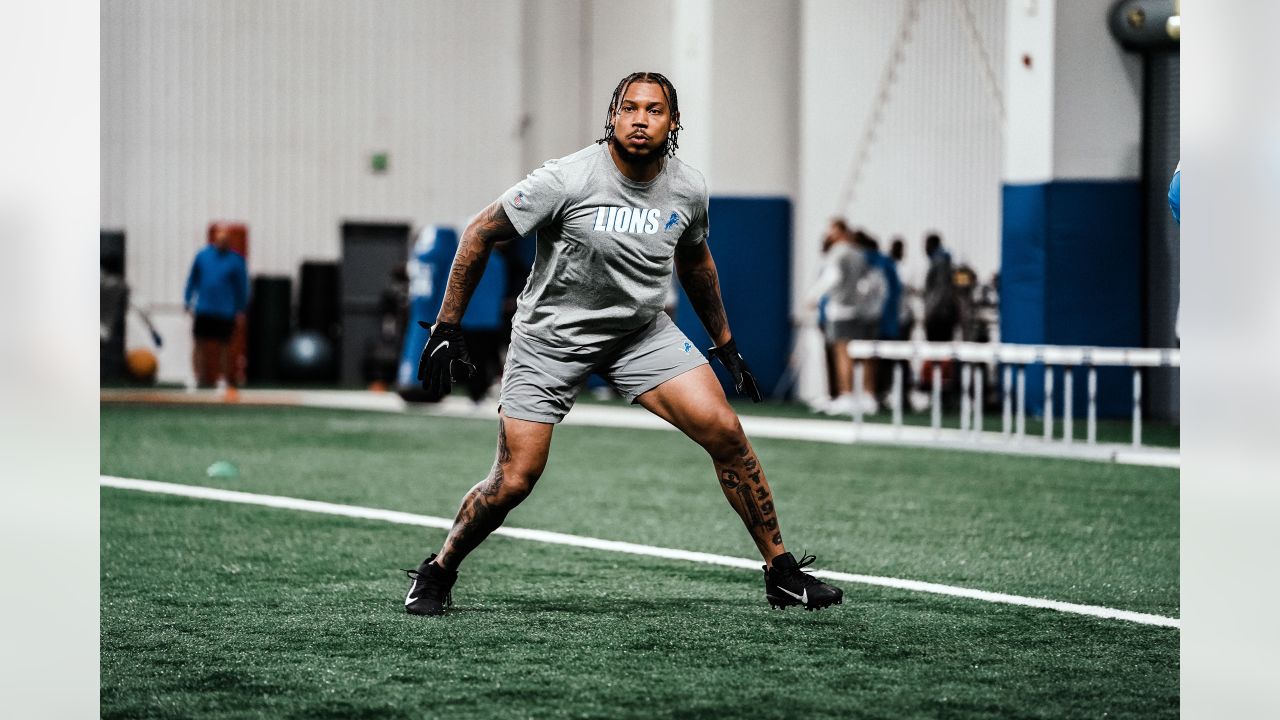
left=595, top=72, right=683, bottom=158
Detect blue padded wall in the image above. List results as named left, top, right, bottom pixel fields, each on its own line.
left=1000, top=180, right=1143, bottom=417
left=676, top=197, right=792, bottom=400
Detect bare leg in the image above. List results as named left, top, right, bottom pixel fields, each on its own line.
left=833, top=343, right=854, bottom=396
left=216, top=340, right=231, bottom=386
left=636, top=365, right=787, bottom=566
left=433, top=412, right=554, bottom=570
left=192, top=341, right=203, bottom=386
left=195, top=339, right=222, bottom=386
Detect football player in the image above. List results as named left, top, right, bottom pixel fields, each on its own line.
left=405, top=72, right=843, bottom=615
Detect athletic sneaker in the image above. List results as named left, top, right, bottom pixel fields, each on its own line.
left=764, top=552, right=843, bottom=611
left=403, top=554, right=457, bottom=616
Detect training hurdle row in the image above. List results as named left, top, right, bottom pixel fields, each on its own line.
left=845, top=341, right=1180, bottom=447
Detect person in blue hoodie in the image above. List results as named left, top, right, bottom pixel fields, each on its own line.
left=184, top=227, right=249, bottom=388
left=860, top=233, right=902, bottom=408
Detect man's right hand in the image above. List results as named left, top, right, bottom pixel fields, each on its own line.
left=417, top=321, right=475, bottom=400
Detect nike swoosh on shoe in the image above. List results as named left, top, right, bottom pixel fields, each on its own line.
left=777, top=587, right=808, bottom=604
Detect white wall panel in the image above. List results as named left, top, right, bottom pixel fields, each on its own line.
left=516, top=1, right=676, bottom=172
left=1005, top=0, right=1056, bottom=184
left=587, top=0, right=675, bottom=130
left=670, top=0, right=714, bottom=180
left=799, top=0, right=1006, bottom=302
left=102, top=0, right=523, bottom=313
left=708, top=0, right=800, bottom=197
left=1052, top=0, right=1142, bottom=179
left=519, top=0, right=592, bottom=172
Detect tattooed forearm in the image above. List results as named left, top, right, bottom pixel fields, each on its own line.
left=437, top=201, right=521, bottom=324
left=676, top=243, right=731, bottom=346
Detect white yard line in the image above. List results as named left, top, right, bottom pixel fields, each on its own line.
left=100, top=476, right=1180, bottom=629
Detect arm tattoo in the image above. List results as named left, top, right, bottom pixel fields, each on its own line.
left=676, top=242, right=730, bottom=346
left=437, top=201, right=521, bottom=324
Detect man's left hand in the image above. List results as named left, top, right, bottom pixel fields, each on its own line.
left=708, top=337, right=763, bottom=402
left=416, top=321, right=475, bottom=400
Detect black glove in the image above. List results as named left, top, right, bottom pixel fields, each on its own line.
left=417, top=321, right=475, bottom=400
left=708, top=337, right=763, bottom=402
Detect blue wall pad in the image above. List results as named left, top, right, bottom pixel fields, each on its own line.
left=675, top=197, right=792, bottom=400
left=1000, top=181, right=1143, bottom=417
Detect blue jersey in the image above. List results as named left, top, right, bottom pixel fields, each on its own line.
left=1168, top=166, right=1180, bottom=224
left=869, top=250, right=902, bottom=339
left=184, top=246, right=249, bottom=319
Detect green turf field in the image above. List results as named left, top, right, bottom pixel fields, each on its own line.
left=101, top=403, right=1178, bottom=719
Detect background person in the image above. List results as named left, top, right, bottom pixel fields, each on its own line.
left=865, top=233, right=901, bottom=410
left=922, top=232, right=957, bottom=343
left=806, top=219, right=866, bottom=414
left=921, top=232, right=958, bottom=405
left=183, top=226, right=249, bottom=393
left=848, top=229, right=887, bottom=413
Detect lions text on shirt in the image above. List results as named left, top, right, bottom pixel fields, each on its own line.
left=500, top=143, right=708, bottom=348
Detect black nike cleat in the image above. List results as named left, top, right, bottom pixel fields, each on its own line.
left=764, top=552, right=844, bottom=611
left=403, top=554, right=457, bottom=616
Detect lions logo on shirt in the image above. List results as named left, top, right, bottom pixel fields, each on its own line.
left=591, top=206, right=673, bottom=235
left=665, top=212, right=680, bottom=231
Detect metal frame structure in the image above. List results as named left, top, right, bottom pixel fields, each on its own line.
left=846, top=341, right=1180, bottom=447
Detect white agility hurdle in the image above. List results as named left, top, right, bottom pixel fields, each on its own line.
left=845, top=341, right=1180, bottom=448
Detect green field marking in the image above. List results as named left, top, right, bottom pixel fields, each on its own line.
left=102, top=489, right=1178, bottom=720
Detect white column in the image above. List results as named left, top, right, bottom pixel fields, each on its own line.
left=1004, top=0, right=1056, bottom=185
left=670, top=0, right=714, bottom=182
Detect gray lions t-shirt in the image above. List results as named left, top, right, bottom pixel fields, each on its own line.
left=499, top=143, right=708, bottom=348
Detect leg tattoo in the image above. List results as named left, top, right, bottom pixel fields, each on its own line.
left=437, top=418, right=524, bottom=569
left=715, top=442, right=784, bottom=558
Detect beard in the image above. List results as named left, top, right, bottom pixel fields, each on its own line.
left=609, top=132, right=669, bottom=165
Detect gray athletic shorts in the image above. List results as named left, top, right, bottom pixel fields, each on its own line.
left=499, top=312, right=708, bottom=424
